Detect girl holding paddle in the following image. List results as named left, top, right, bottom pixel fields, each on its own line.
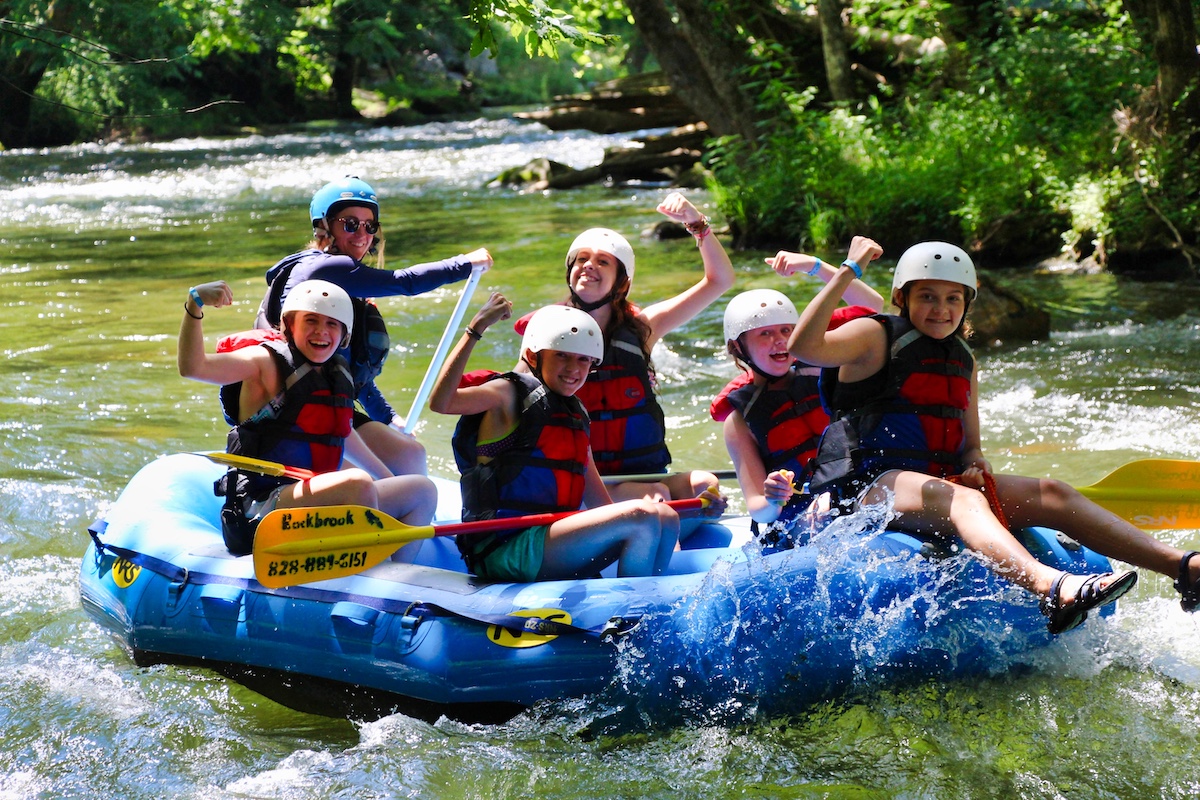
left=430, top=296, right=682, bottom=582
left=257, top=176, right=493, bottom=479
left=790, top=240, right=1199, bottom=633
left=714, top=241, right=884, bottom=552
left=180, top=278, right=438, bottom=556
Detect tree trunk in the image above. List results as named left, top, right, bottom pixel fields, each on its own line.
left=0, top=0, right=85, bottom=149
left=623, top=0, right=764, bottom=140
left=817, top=0, right=856, bottom=102
left=1122, top=0, right=1200, bottom=135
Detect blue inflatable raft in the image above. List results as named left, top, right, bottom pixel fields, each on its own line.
left=80, top=454, right=1115, bottom=724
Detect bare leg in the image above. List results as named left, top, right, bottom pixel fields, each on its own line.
left=277, top=468, right=378, bottom=509
left=607, top=471, right=721, bottom=542
left=867, top=470, right=1097, bottom=600
left=538, top=499, right=680, bottom=580
left=991, top=474, right=1198, bottom=585
left=375, top=474, right=438, bottom=526
left=373, top=475, right=438, bottom=565
left=354, top=420, right=428, bottom=476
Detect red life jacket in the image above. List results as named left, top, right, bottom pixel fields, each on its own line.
left=216, top=335, right=355, bottom=475
left=516, top=308, right=668, bottom=475
left=452, top=371, right=590, bottom=524
left=811, top=315, right=973, bottom=489
left=723, top=365, right=827, bottom=478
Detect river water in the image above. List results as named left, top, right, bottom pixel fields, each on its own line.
left=2, top=116, right=1199, bottom=798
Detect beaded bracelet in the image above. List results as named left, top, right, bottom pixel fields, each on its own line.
left=465, top=326, right=483, bottom=341
left=684, top=216, right=711, bottom=243
left=806, top=259, right=823, bottom=277
left=841, top=259, right=863, bottom=279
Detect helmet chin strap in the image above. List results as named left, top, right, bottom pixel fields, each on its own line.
left=569, top=289, right=613, bottom=313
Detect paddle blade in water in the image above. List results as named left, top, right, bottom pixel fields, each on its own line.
left=1077, top=459, right=1200, bottom=530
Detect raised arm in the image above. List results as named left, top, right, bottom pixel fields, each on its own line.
left=766, top=246, right=884, bottom=312
left=176, top=280, right=264, bottom=386
left=788, top=236, right=886, bottom=369
left=428, top=292, right=514, bottom=417
left=638, top=192, right=736, bottom=346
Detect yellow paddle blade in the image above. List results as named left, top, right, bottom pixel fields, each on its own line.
left=253, top=505, right=434, bottom=588
left=1078, top=459, right=1200, bottom=530
left=195, top=451, right=315, bottom=480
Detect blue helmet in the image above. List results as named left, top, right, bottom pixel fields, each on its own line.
left=309, top=177, right=379, bottom=227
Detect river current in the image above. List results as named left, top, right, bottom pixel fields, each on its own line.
left=2, top=116, right=1199, bottom=798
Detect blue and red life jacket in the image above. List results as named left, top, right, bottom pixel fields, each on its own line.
left=452, top=371, right=590, bottom=526
left=810, top=315, right=973, bottom=491
left=216, top=332, right=355, bottom=476
left=715, top=365, right=827, bottom=480
left=570, top=324, right=669, bottom=474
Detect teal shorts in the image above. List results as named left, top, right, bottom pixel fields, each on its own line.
left=469, top=525, right=549, bottom=583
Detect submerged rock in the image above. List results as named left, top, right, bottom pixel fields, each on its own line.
left=490, top=123, right=710, bottom=191
left=969, top=275, right=1051, bottom=345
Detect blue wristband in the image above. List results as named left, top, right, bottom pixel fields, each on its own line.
left=806, top=259, right=822, bottom=277
left=188, top=287, right=204, bottom=308
left=841, top=259, right=863, bottom=279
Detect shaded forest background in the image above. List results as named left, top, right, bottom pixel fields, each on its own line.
left=1, top=0, right=1197, bottom=273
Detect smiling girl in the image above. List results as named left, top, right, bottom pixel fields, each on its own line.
left=788, top=241, right=1200, bottom=633
left=179, top=279, right=437, bottom=555
left=431, top=298, right=680, bottom=582
left=714, top=238, right=883, bottom=551
left=512, top=193, right=734, bottom=538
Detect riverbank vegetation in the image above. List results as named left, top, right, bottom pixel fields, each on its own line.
left=2, top=1, right=1195, bottom=273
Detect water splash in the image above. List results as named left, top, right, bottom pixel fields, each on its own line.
left=577, top=498, right=1056, bottom=732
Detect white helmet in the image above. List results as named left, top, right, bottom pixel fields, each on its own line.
left=521, top=305, right=604, bottom=362
left=566, top=228, right=635, bottom=283
left=723, top=289, right=798, bottom=343
left=281, top=279, right=354, bottom=347
left=892, top=241, right=977, bottom=299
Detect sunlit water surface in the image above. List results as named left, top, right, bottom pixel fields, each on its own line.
left=2, top=117, right=1199, bottom=799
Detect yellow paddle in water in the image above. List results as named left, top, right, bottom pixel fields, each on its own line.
left=1074, top=458, right=1200, bottom=530
left=252, top=496, right=709, bottom=588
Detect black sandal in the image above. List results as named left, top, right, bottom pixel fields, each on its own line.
left=1175, top=550, right=1200, bottom=612
left=1041, top=570, right=1138, bottom=635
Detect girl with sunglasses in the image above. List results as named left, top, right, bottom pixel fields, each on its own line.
left=256, top=176, right=494, bottom=480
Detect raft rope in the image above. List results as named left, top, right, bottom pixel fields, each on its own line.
left=87, top=520, right=189, bottom=583
left=86, top=521, right=636, bottom=640
left=401, top=602, right=639, bottom=640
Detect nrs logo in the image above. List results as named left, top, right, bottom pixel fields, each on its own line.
left=487, top=608, right=572, bottom=648
left=112, top=557, right=141, bottom=588
left=1133, top=514, right=1178, bottom=529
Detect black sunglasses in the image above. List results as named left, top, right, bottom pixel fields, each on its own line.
left=335, top=217, right=380, bottom=235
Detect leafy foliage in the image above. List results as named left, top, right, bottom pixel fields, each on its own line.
left=705, top=1, right=1175, bottom=265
